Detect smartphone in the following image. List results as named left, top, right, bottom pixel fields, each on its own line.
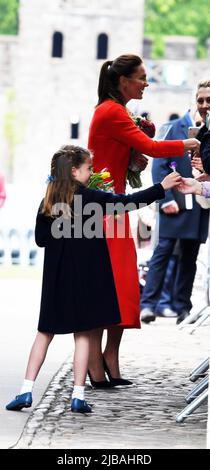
left=205, top=112, right=209, bottom=128
left=188, top=126, right=199, bottom=138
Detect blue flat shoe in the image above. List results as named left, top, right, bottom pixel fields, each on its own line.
left=71, top=398, right=92, bottom=413
left=6, top=392, right=32, bottom=411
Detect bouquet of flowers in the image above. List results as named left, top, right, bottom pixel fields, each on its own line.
left=88, top=169, right=114, bottom=192
left=127, top=115, right=156, bottom=188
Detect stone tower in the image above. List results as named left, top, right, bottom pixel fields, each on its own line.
left=12, top=0, right=145, bottom=183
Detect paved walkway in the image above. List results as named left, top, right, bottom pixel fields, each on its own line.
left=1, top=253, right=209, bottom=451
left=13, top=318, right=209, bottom=449
left=0, top=272, right=74, bottom=449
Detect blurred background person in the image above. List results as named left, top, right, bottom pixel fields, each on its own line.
left=0, top=172, right=6, bottom=209
left=141, top=82, right=210, bottom=325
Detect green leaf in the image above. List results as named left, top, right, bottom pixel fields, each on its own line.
left=0, top=0, right=19, bottom=35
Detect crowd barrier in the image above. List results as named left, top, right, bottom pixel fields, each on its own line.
left=176, top=236, right=210, bottom=424
left=0, top=228, right=38, bottom=266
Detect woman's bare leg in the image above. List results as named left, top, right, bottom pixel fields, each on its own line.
left=103, top=327, right=124, bottom=378
left=25, top=331, right=54, bottom=381
left=73, top=331, right=90, bottom=386
left=88, top=327, right=124, bottom=380
left=88, top=327, right=106, bottom=381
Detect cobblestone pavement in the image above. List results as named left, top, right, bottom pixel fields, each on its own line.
left=14, top=317, right=209, bottom=450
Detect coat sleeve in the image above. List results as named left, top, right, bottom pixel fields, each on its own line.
left=35, top=202, right=52, bottom=247
left=152, top=158, right=175, bottom=207
left=108, top=103, right=184, bottom=158
left=200, top=130, right=210, bottom=175
left=83, top=184, right=165, bottom=214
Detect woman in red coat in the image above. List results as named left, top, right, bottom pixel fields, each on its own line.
left=87, top=54, right=200, bottom=387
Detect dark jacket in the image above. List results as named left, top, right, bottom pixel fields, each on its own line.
left=200, top=129, right=210, bottom=175
left=35, top=183, right=164, bottom=334
left=152, top=113, right=209, bottom=241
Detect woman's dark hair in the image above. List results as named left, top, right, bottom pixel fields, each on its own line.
left=43, top=145, right=91, bottom=217
left=97, top=54, right=143, bottom=106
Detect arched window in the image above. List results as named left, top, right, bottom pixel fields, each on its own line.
left=97, top=33, right=108, bottom=59
left=52, top=32, right=63, bottom=58
left=70, top=122, right=79, bottom=139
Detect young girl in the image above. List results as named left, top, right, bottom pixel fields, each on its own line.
left=6, top=144, right=181, bottom=413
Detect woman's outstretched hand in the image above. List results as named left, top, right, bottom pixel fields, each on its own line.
left=161, top=171, right=182, bottom=190
left=177, top=177, right=202, bottom=195
left=183, top=138, right=200, bottom=153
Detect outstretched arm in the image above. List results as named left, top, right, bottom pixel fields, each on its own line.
left=84, top=172, right=181, bottom=214
left=178, top=177, right=210, bottom=197
left=109, top=103, right=200, bottom=158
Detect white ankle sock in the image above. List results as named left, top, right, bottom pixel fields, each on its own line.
left=20, top=379, right=34, bottom=395
left=72, top=385, right=85, bottom=401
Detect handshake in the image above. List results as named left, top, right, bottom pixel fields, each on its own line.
left=160, top=171, right=207, bottom=197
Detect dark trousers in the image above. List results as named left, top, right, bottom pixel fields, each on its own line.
left=155, top=254, right=178, bottom=313
left=141, top=238, right=200, bottom=314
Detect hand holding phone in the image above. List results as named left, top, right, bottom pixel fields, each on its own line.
left=188, top=127, right=199, bottom=139
left=187, top=127, right=200, bottom=160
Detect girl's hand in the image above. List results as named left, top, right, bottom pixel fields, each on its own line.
left=177, top=177, right=201, bottom=195
left=161, top=171, right=182, bottom=190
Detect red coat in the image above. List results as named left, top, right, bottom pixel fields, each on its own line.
left=88, top=100, right=184, bottom=193
left=88, top=100, right=184, bottom=328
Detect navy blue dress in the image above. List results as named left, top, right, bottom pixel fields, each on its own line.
left=35, top=183, right=164, bottom=334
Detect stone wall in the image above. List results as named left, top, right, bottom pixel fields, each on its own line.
left=141, top=35, right=210, bottom=127
left=1, top=3, right=210, bottom=183
left=9, top=0, right=145, bottom=183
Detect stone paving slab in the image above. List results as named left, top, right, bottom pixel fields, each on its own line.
left=14, top=318, right=209, bottom=449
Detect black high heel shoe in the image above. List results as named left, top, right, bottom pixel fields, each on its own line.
left=87, top=370, right=113, bottom=388
left=103, top=358, right=133, bottom=386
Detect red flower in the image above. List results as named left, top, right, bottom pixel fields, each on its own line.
left=134, top=116, right=156, bottom=138
left=127, top=115, right=156, bottom=188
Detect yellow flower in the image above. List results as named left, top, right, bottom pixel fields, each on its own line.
left=101, top=171, right=110, bottom=180
left=88, top=169, right=114, bottom=192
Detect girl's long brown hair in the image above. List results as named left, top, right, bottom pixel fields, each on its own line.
left=42, top=145, right=91, bottom=217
